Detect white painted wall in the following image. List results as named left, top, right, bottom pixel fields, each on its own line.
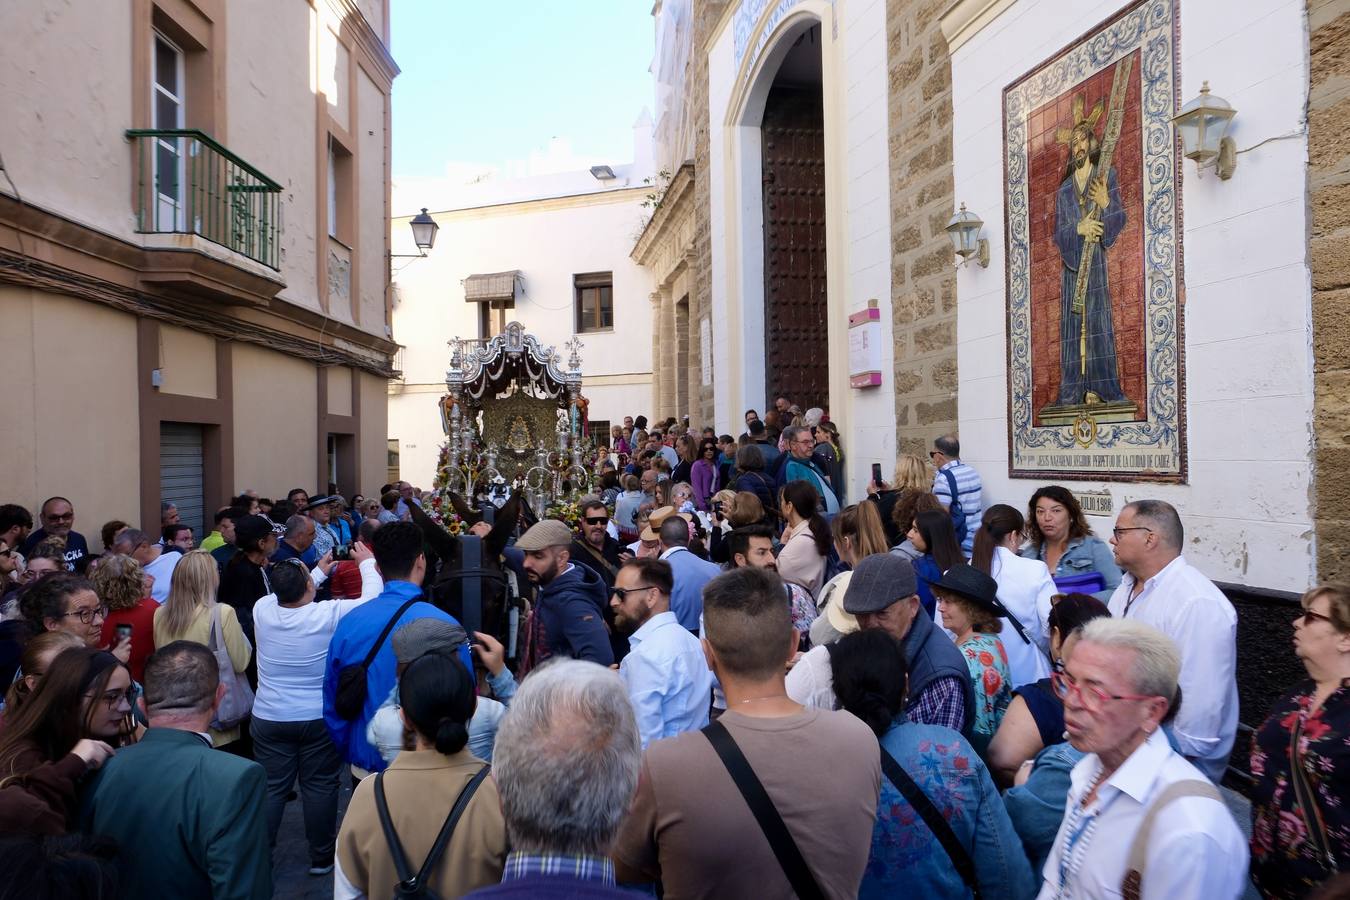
left=706, top=0, right=896, bottom=501
left=388, top=187, right=656, bottom=488
left=949, top=0, right=1313, bottom=591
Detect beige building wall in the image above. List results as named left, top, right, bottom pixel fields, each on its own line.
left=0, top=0, right=398, bottom=524
left=0, top=288, right=142, bottom=549
left=232, top=344, right=319, bottom=494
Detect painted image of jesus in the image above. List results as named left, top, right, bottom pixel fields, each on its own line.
left=1053, top=96, right=1128, bottom=406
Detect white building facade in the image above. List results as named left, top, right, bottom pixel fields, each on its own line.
left=388, top=146, right=657, bottom=487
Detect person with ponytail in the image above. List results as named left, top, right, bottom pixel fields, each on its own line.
left=776, top=481, right=831, bottom=599
left=970, top=504, right=1057, bottom=690
left=829, top=629, right=1035, bottom=899
left=811, top=503, right=889, bottom=646
left=335, top=648, right=506, bottom=898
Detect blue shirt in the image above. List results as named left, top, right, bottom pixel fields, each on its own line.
left=272, top=539, right=318, bottom=567
left=619, top=611, right=713, bottom=749
left=322, top=581, right=470, bottom=773
left=659, top=546, right=721, bottom=632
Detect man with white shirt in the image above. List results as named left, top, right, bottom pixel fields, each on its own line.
left=113, top=528, right=180, bottom=603
left=1106, top=499, right=1238, bottom=781
left=1038, top=618, right=1247, bottom=898
left=610, top=558, right=712, bottom=749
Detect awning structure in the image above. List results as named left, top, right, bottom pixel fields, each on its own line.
left=464, top=270, right=521, bottom=304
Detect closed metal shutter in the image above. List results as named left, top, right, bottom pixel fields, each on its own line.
left=160, top=423, right=204, bottom=543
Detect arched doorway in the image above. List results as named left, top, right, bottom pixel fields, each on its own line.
left=760, top=25, right=827, bottom=411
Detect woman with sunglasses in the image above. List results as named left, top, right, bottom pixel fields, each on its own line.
left=1249, top=585, right=1350, bottom=898
left=153, top=551, right=251, bottom=748
left=690, top=439, right=720, bottom=511
left=0, top=646, right=133, bottom=835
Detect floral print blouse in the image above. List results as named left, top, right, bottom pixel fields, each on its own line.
left=1250, top=677, right=1350, bottom=898
left=957, top=633, right=1012, bottom=757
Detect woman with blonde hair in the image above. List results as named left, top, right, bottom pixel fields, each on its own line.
left=866, top=453, right=932, bottom=547
left=92, top=555, right=157, bottom=684
left=1, top=631, right=83, bottom=722
left=810, top=502, right=891, bottom=646
left=152, top=550, right=251, bottom=747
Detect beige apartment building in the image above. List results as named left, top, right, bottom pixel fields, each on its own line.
left=0, top=0, right=397, bottom=544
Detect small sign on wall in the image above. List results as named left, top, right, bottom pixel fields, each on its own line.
left=848, top=299, right=882, bottom=389
left=1073, top=489, right=1114, bottom=516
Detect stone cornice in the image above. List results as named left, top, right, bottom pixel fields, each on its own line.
left=630, top=163, right=696, bottom=266
left=939, top=0, right=1018, bottom=54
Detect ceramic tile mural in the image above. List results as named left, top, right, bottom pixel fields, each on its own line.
left=1003, top=0, right=1184, bottom=481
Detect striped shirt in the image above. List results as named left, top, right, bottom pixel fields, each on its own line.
left=932, top=460, right=984, bottom=551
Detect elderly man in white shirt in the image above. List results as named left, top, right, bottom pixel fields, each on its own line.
left=609, top=557, right=713, bottom=749
left=1038, top=618, right=1247, bottom=899
left=1105, top=499, right=1238, bottom=781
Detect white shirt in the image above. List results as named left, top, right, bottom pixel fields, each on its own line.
left=619, top=610, right=713, bottom=749
left=991, top=546, right=1056, bottom=688
left=785, top=642, right=836, bottom=710
left=1108, top=555, right=1238, bottom=781
left=1037, top=728, right=1249, bottom=899
left=251, top=558, right=382, bottom=721
left=143, top=550, right=182, bottom=603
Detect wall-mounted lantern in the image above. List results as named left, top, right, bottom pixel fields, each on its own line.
left=946, top=203, right=989, bottom=268
left=1172, top=82, right=1237, bottom=180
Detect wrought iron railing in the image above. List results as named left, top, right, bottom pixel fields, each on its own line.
left=126, top=129, right=282, bottom=269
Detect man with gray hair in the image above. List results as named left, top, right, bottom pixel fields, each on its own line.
left=112, top=526, right=180, bottom=603
left=1040, top=618, right=1247, bottom=897
left=272, top=513, right=322, bottom=567
left=930, top=433, right=983, bottom=552
left=82, top=641, right=271, bottom=899
left=1106, top=499, right=1238, bottom=781
left=773, top=424, right=839, bottom=514
left=464, top=659, right=640, bottom=899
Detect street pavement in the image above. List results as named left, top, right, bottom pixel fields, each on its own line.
left=271, top=767, right=353, bottom=899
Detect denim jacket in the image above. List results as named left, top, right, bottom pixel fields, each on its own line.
left=1019, top=535, right=1121, bottom=599
left=862, top=720, right=1036, bottom=900
left=1002, top=741, right=1086, bottom=874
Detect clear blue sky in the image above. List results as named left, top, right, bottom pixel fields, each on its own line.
left=390, top=0, right=654, bottom=177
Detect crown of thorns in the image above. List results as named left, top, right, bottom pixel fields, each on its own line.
left=1055, top=94, right=1104, bottom=145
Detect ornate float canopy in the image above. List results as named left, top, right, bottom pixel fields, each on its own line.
left=447, top=321, right=582, bottom=405
left=434, top=322, right=591, bottom=517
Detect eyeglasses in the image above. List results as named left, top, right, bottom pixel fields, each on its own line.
left=1297, top=608, right=1339, bottom=627
left=610, top=585, right=656, bottom=601
left=88, top=687, right=135, bottom=710
left=61, top=605, right=109, bottom=625
left=928, top=450, right=940, bottom=459
left=1111, top=526, right=1153, bottom=539
left=584, top=516, right=609, bottom=526
left=47, top=512, right=75, bottom=521
left=1051, top=671, right=1158, bottom=712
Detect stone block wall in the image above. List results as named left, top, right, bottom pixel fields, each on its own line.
left=1310, top=0, right=1350, bottom=582
left=692, top=0, right=727, bottom=429
left=886, top=0, right=958, bottom=456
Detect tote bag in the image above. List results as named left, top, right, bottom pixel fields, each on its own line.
left=208, top=603, right=255, bottom=731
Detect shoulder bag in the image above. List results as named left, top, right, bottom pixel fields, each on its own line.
left=208, top=603, right=255, bottom=731
left=1119, top=778, right=1223, bottom=900
left=879, top=746, right=981, bottom=899
left=335, top=598, right=420, bottom=720
left=703, top=719, right=825, bottom=900
left=374, top=764, right=491, bottom=899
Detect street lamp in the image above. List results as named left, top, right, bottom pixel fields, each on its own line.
left=392, top=208, right=439, bottom=259
left=945, top=203, right=989, bottom=268
left=1172, top=82, right=1238, bottom=180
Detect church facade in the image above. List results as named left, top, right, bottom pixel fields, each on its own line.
left=639, top=0, right=1342, bottom=595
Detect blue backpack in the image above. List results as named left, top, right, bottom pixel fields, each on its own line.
left=939, top=468, right=970, bottom=546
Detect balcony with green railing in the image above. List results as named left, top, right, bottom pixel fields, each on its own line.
left=127, top=129, right=282, bottom=270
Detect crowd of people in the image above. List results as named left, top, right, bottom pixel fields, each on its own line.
left=0, top=396, right=1344, bottom=899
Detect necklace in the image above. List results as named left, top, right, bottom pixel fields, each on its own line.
left=734, top=694, right=789, bottom=705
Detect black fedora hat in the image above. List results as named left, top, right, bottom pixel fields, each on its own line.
left=929, top=563, right=1030, bottom=644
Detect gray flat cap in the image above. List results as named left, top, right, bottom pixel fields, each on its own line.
left=842, top=553, right=918, bottom=615
left=514, top=519, right=574, bottom=551
left=392, top=618, right=468, bottom=663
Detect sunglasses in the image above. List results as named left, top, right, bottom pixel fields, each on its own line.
left=584, top=516, right=609, bottom=526
left=1296, top=608, right=1338, bottom=627
left=610, top=585, right=655, bottom=600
